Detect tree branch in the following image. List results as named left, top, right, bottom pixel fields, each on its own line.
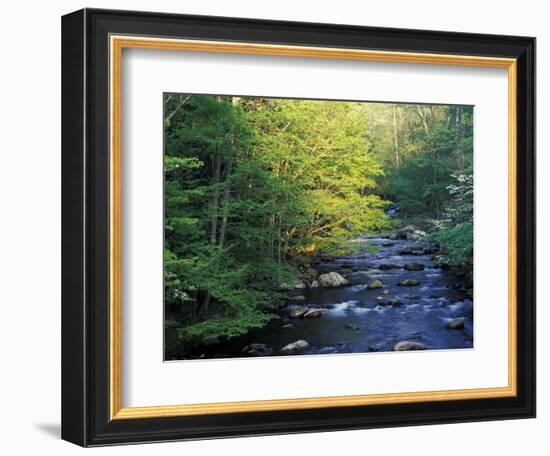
left=165, top=96, right=191, bottom=123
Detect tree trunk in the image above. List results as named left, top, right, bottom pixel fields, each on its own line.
left=210, top=154, right=222, bottom=244
left=201, top=290, right=211, bottom=315
left=218, top=160, right=233, bottom=247
left=454, top=106, right=464, bottom=169
left=392, top=105, right=400, bottom=168
left=277, top=217, right=283, bottom=265
left=164, top=95, right=190, bottom=124
left=415, top=106, right=430, bottom=135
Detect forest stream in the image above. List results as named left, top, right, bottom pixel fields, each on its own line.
left=188, top=233, right=474, bottom=359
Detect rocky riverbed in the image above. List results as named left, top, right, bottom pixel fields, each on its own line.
left=190, top=227, right=474, bottom=359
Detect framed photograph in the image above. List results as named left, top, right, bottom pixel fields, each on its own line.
left=62, top=8, right=535, bottom=446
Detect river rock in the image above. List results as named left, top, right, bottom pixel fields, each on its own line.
left=379, top=263, right=400, bottom=270
left=242, top=343, right=272, bottom=356
left=289, top=306, right=308, bottom=318
left=303, top=308, right=328, bottom=318
left=388, top=299, right=402, bottom=306
left=393, top=341, right=426, bottom=351
left=382, top=242, right=395, bottom=247
left=282, top=323, right=293, bottom=329
left=309, top=280, right=319, bottom=289
left=409, top=229, right=427, bottom=240
left=367, top=280, right=384, bottom=289
left=399, top=225, right=417, bottom=233
left=294, top=281, right=307, bottom=290
left=411, top=249, right=426, bottom=256
left=391, top=225, right=416, bottom=240
left=280, top=339, right=310, bottom=353
left=404, top=262, right=425, bottom=271
left=446, top=318, right=466, bottom=329
left=292, top=295, right=306, bottom=302
left=319, top=272, right=349, bottom=288
left=398, top=248, right=413, bottom=255
left=398, top=279, right=420, bottom=286
left=319, top=254, right=334, bottom=262
left=279, top=282, right=292, bottom=291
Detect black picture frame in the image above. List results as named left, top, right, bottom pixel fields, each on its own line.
left=62, top=8, right=536, bottom=447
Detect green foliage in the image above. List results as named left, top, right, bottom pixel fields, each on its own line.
left=163, top=95, right=390, bottom=358
left=433, top=222, right=473, bottom=266
left=364, top=103, right=474, bottom=268
left=365, top=104, right=473, bottom=218
left=431, top=175, right=474, bottom=266
left=163, top=94, right=473, bottom=358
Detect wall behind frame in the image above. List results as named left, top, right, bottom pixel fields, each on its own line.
left=0, top=1, right=544, bottom=455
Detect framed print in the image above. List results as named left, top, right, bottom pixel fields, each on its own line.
left=61, top=8, right=536, bottom=447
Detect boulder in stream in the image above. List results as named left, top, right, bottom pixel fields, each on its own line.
left=411, top=249, right=426, bottom=256
left=446, top=318, right=466, bottom=329
left=398, top=279, right=420, bottom=286
left=280, top=339, right=310, bottom=353
left=242, top=343, right=272, bottom=356
left=404, top=263, right=425, bottom=271
left=318, top=272, right=349, bottom=288
left=303, top=308, right=328, bottom=318
left=367, top=279, right=384, bottom=289
left=379, top=263, right=400, bottom=270
left=393, top=341, right=426, bottom=351
left=309, top=280, right=319, bottom=289
left=289, top=306, right=308, bottom=318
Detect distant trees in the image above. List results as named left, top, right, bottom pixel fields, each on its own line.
left=362, top=103, right=473, bottom=267
left=364, top=103, right=473, bottom=219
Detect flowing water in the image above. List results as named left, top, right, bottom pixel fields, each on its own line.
left=192, top=235, right=473, bottom=359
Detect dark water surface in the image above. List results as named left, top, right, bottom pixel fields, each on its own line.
left=189, top=236, right=473, bottom=359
